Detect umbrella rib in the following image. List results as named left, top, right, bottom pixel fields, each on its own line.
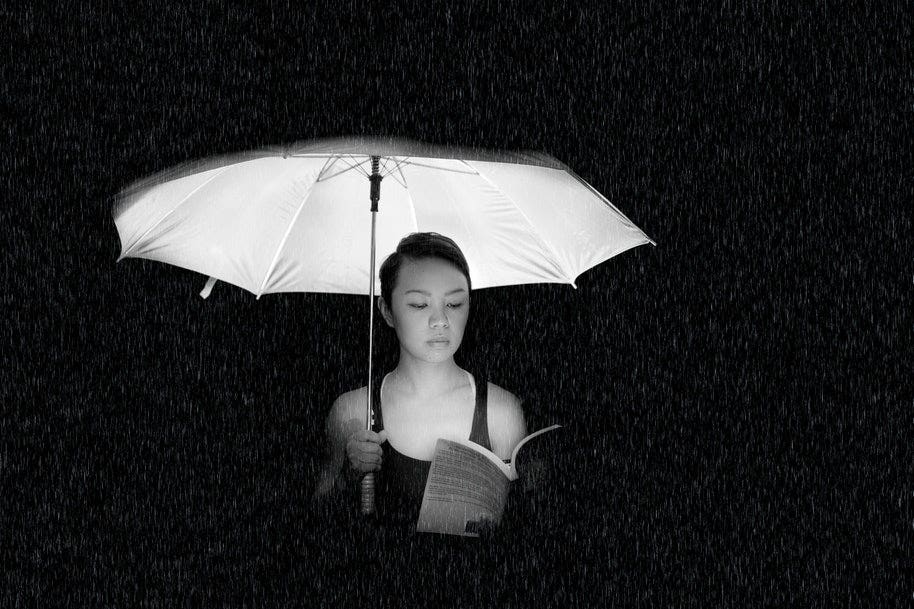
left=316, top=157, right=370, bottom=182
left=385, top=169, right=407, bottom=190
left=397, top=160, right=479, bottom=175
left=256, top=180, right=316, bottom=298
left=393, top=163, right=409, bottom=190
left=458, top=159, right=479, bottom=174
left=380, top=156, right=408, bottom=177
left=404, top=185, right=419, bottom=233
left=472, top=165, right=575, bottom=285
left=384, top=159, right=415, bottom=227
left=287, top=152, right=370, bottom=161
left=315, top=155, right=338, bottom=181
left=345, top=155, right=372, bottom=178
left=120, top=165, right=232, bottom=260
left=566, top=169, right=656, bottom=244
left=380, top=157, right=410, bottom=189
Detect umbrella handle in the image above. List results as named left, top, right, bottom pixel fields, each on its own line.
left=360, top=473, right=376, bottom=515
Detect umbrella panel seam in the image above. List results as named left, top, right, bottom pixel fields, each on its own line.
left=120, top=165, right=232, bottom=260
left=256, top=180, right=317, bottom=297
left=470, top=164, right=574, bottom=285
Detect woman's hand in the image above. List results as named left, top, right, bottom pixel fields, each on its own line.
left=345, top=420, right=389, bottom=474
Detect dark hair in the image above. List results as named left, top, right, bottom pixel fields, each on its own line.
left=379, top=232, right=472, bottom=306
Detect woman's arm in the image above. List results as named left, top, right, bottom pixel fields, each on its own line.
left=311, top=388, right=387, bottom=503
left=486, top=383, right=528, bottom=461
left=312, top=395, right=351, bottom=501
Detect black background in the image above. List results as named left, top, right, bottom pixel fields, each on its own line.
left=4, top=3, right=910, bottom=607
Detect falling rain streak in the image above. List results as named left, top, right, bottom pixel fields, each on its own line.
left=3, top=3, right=908, bottom=608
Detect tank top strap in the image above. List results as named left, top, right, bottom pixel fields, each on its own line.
left=468, top=369, right=491, bottom=451
left=370, top=372, right=386, bottom=434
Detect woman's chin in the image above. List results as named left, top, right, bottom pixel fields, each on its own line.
left=423, top=350, right=454, bottom=363
left=401, top=341, right=462, bottom=364
left=415, top=345, right=459, bottom=363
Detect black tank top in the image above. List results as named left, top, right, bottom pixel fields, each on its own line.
left=371, top=370, right=491, bottom=525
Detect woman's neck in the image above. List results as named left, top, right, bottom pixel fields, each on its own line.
left=389, top=355, right=465, bottom=399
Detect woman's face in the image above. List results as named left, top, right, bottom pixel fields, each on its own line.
left=380, top=257, right=470, bottom=365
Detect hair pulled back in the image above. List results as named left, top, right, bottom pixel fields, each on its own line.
left=379, top=232, right=472, bottom=307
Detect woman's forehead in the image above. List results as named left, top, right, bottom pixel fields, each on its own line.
left=396, top=257, right=468, bottom=291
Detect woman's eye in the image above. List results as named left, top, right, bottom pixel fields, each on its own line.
left=447, top=302, right=464, bottom=309
left=409, top=304, right=427, bottom=309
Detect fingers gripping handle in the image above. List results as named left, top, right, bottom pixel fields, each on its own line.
left=360, top=472, right=376, bottom=515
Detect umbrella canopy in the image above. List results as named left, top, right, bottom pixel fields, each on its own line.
left=113, top=136, right=655, bottom=516
left=114, top=137, right=654, bottom=297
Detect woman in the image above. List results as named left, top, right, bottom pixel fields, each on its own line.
left=313, top=232, right=528, bottom=526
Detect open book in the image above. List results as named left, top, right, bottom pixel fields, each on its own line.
left=415, top=424, right=562, bottom=537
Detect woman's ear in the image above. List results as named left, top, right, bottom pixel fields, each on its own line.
left=378, top=296, right=394, bottom=327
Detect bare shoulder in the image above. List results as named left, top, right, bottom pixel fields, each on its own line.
left=486, top=382, right=524, bottom=420
left=327, top=387, right=368, bottom=432
left=331, top=386, right=367, bottom=415
left=485, top=382, right=528, bottom=460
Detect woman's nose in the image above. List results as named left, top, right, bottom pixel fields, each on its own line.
left=429, top=307, right=449, bottom=328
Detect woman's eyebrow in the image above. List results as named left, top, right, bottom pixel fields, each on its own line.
left=404, top=288, right=467, bottom=296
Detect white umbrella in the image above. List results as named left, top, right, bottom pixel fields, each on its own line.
left=114, top=136, right=655, bottom=514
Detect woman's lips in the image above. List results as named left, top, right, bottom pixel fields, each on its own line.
left=427, top=338, right=450, bottom=346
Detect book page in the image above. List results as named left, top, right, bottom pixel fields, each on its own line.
left=511, top=424, right=563, bottom=464
left=416, top=439, right=511, bottom=536
left=451, top=425, right=563, bottom=481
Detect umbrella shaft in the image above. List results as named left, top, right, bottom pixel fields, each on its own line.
left=362, top=160, right=381, bottom=517
left=366, top=155, right=382, bottom=430
left=367, top=209, right=377, bottom=429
